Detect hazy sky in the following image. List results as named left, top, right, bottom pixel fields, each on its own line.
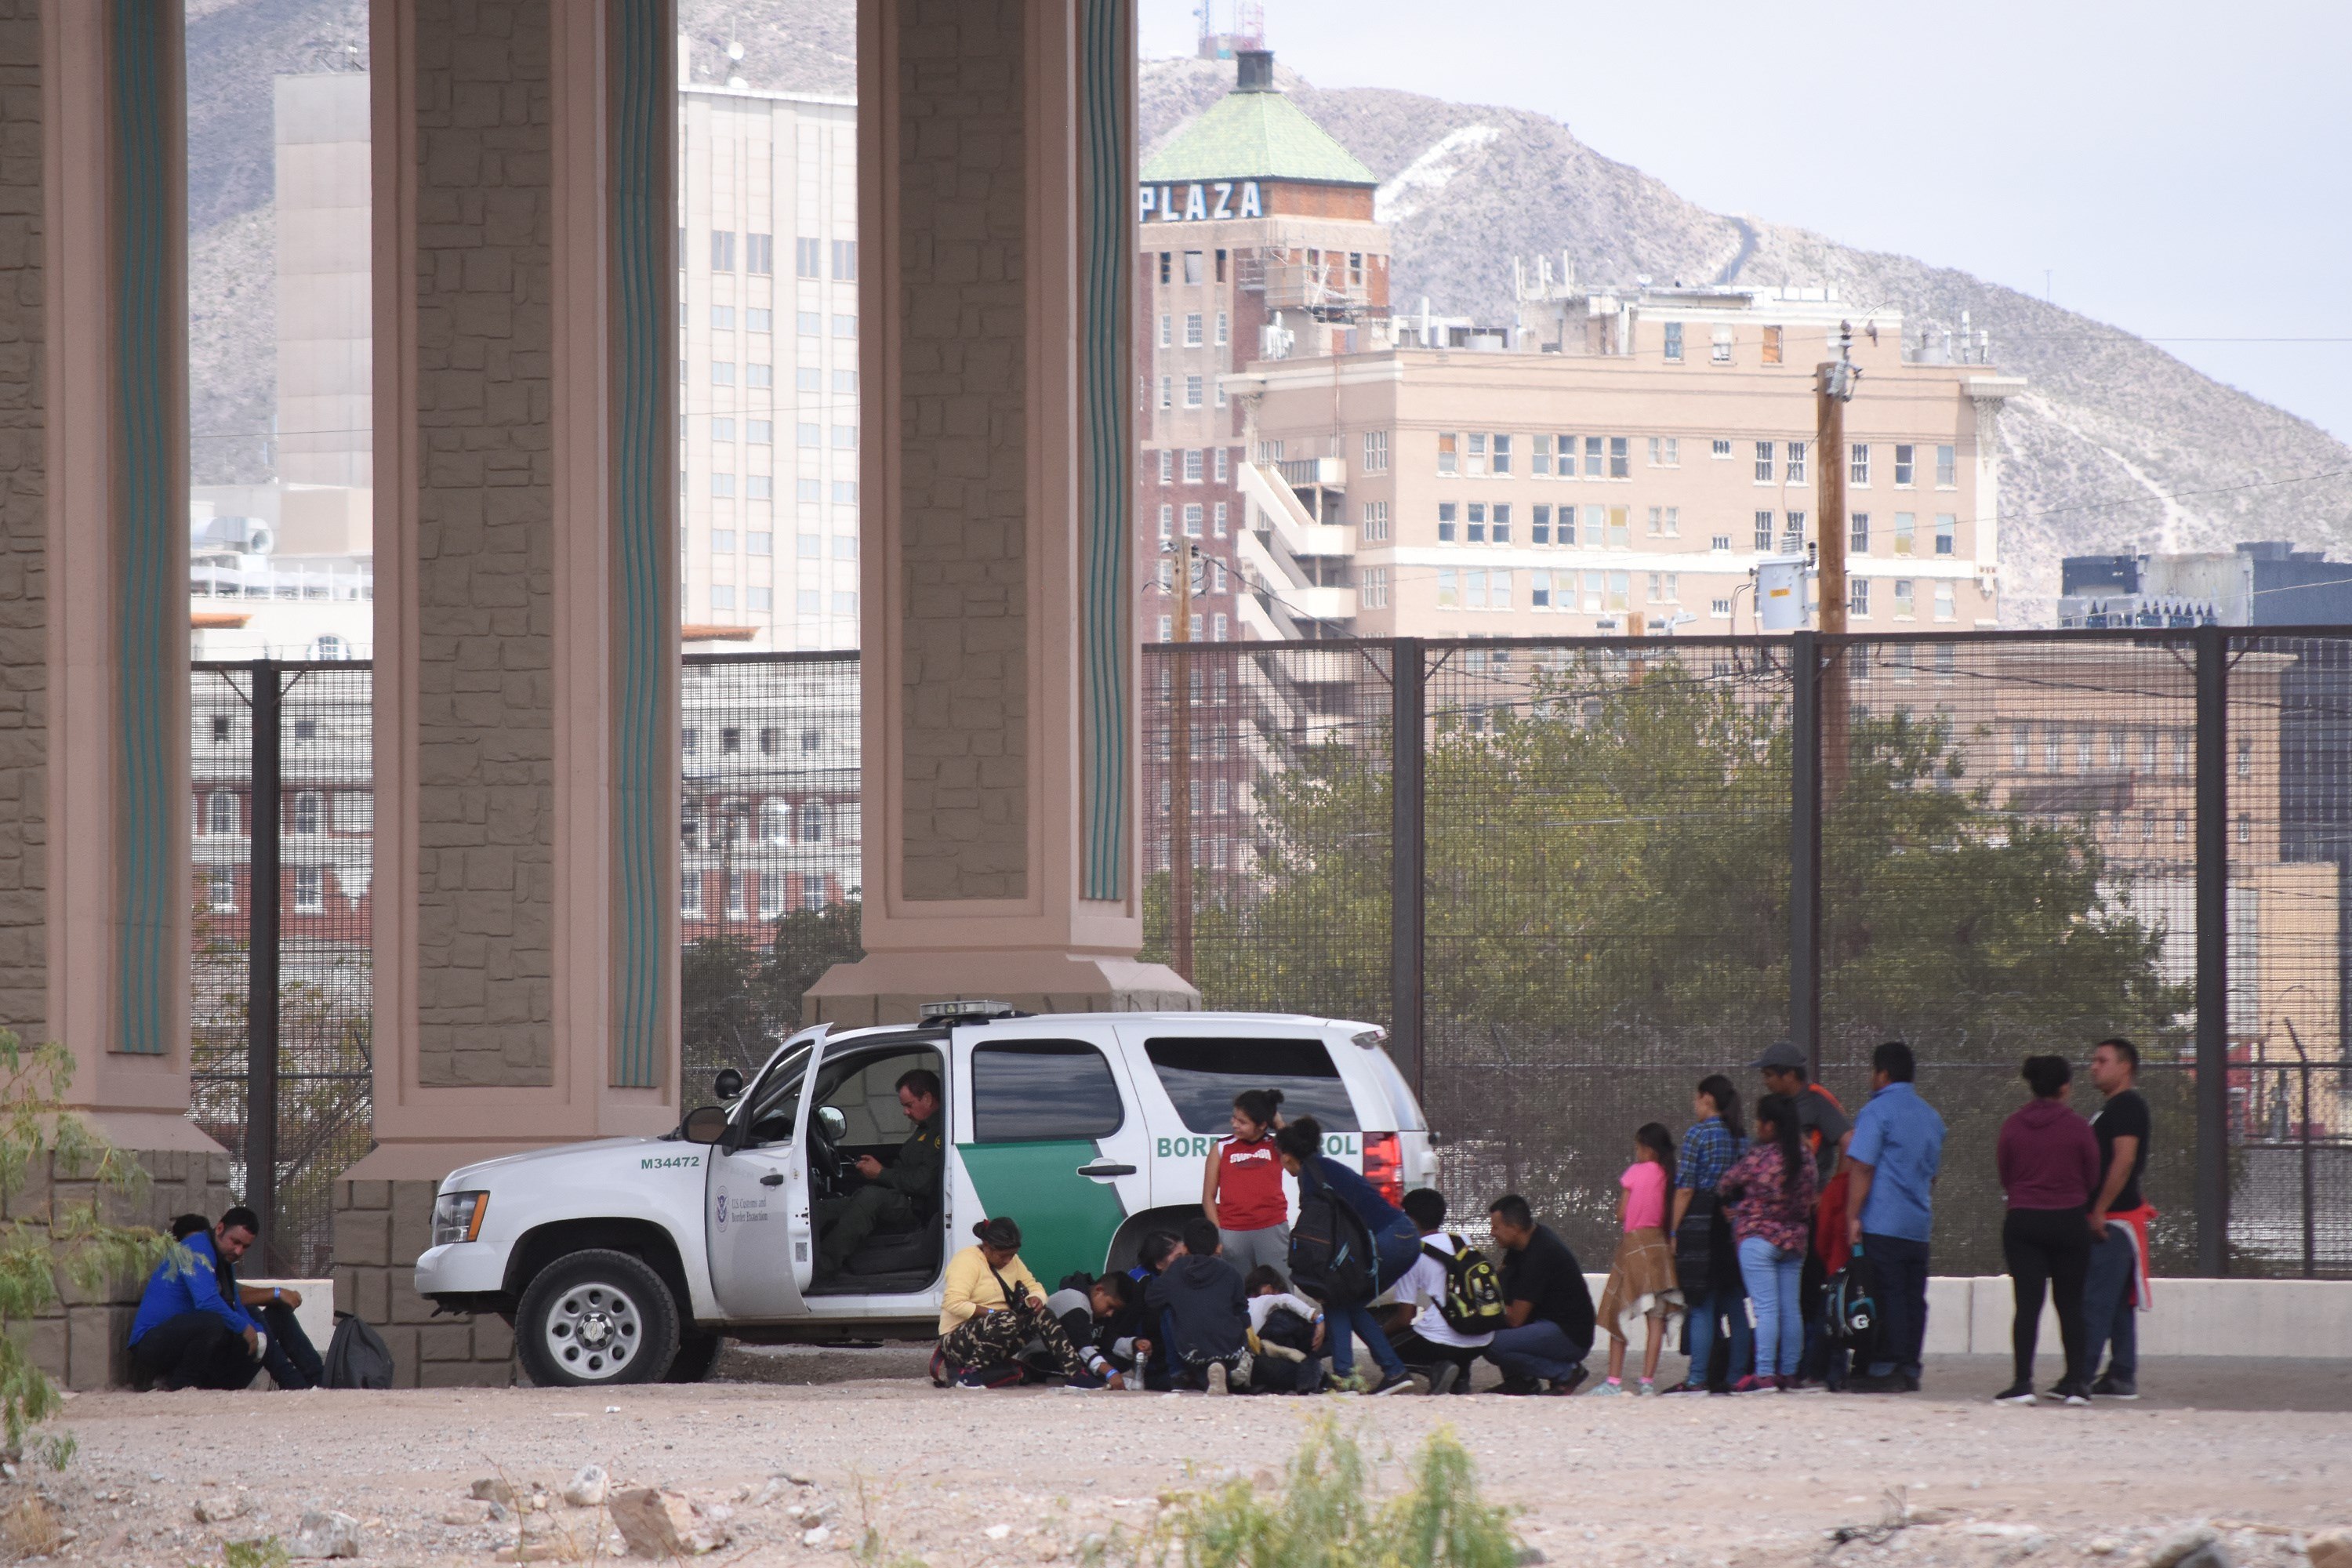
left=1142, top=0, right=2352, bottom=445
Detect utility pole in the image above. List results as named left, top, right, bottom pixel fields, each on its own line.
left=1167, top=542, right=1200, bottom=981
left=1815, top=324, right=1860, bottom=802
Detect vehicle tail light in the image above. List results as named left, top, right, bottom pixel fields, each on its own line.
left=1363, top=1132, right=1403, bottom=1208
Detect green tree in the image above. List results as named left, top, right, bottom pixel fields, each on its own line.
left=0, top=1034, right=167, bottom=1457
left=681, top=901, right=866, bottom=1091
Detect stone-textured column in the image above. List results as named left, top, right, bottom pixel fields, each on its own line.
left=342, top=0, right=678, bottom=1385
left=0, top=1, right=232, bottom=1388
left=808, top=0, right=1195, bottom=1023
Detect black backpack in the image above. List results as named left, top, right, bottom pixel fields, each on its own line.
left=324, top=1312, right=397, bottom=1389
left=1422, top=1236, right=1507, bottom=1335
left=1287, top=1182, right=1375, bottom=1306
left=1825, top=1249, right=1881, bottom=1352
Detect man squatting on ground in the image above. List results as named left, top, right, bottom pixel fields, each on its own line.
left=129, top=1208, right=325, bottom=1391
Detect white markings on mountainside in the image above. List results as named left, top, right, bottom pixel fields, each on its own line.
left=1374, top=125, right=1501, bottom=224
left=2017, top=391, right=2207, bottom=551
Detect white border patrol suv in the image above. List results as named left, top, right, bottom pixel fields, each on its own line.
left=414, top=1006, right=1435, bottom=1387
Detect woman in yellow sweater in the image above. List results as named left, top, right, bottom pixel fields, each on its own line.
left=931, top=1217, right=1118, bottom=1388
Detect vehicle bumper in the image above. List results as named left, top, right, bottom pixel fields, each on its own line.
left=414, top=1241, right=506, bottom=1297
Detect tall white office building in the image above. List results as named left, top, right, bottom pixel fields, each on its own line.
left=677, top=75, right=861, bottom=652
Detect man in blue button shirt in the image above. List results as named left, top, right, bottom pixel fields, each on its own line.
left=129, top=1210, right=266, bottom=1391
left=1842, top=1041, right=1945, bottom=1392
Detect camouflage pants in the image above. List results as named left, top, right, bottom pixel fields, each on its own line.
left=937, top=1300, right=1088, bottom=1380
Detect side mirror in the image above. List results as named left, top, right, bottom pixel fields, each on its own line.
left=681, top=1105, right=731, bottom=1145
left=713, top=1067, right=745, bottom=1100
left=816, top=1105, right=848, bottom=1140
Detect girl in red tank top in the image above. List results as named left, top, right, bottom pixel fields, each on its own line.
left=1202, top=1090, right=1290, bottom=1247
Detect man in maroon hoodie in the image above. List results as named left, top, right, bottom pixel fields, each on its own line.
left=1994, top=1054, right=2103, bottom=1405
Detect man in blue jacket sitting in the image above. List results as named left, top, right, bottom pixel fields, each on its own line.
left=128, top=1208, right=274, bottom=1391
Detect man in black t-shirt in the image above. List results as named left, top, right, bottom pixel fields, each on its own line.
left=2081, top=1038, right=2154, bottom=1399
left=1482, top=1194, right=1595, bottom=1396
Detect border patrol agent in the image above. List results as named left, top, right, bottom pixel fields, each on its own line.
left=816, top=1068, right=944, bottom=1269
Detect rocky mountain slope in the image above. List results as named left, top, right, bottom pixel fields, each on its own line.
left=1138, top=56, right=2352, bottom=622
left=183, top=2, right=2352, bottom=622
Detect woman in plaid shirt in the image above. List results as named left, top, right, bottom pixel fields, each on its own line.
left=1664, top=1075, right=1749, bottom=1393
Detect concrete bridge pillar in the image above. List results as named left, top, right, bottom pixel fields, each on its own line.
left=808, top=0, right=1195, bottom=1025
left=335, top=0, right=682, bottom=1384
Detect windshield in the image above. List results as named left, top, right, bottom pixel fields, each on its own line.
left=740, top=1040, right=815, bottom=1148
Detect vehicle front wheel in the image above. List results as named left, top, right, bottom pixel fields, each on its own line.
left=514, top=1250, right=681, bottom=1388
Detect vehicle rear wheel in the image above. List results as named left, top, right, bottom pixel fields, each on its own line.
left=514, top=1249, right=680, bottom=1388
left=666, top=1329, right=725, bottom=1383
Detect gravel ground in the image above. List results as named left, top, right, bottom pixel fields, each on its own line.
left=10, top=1352, right=2348, bottom=1566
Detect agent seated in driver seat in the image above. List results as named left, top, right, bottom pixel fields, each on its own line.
left=815, top=1068, right=943, bottom=1272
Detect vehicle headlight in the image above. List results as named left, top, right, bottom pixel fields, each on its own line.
left=432, top=1190, right=490, bottom=1247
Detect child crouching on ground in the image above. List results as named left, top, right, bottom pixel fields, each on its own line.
left=1590, top=1122, right=1684, bottom=1396
left=1045, top=1271, right=1142, bottom=1388
left=1243, top=1264, right=1324, bottom=1392
left=1146, top=1218, right=1254, bottom=1393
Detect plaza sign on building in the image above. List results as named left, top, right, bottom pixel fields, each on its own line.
left=1138, top=180, right=1264, bottom=222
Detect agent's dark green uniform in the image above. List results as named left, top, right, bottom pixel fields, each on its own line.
left=816, top=1113, right=942, bottom=1267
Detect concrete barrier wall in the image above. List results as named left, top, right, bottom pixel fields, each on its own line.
left=1581, top=1274, right=2352, bottom=1359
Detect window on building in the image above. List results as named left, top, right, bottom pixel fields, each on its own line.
left=831, top=424, right=855, bottom=448
left=748, top=419, right=772, bottom=444
left=204, top=789, right=238, bottom=836
left=1711, top=533, right=1730, bottom=552
left=1492, top=504, right=1512, bottom=543
left=1851, top=579, right=1870, bottom=619
left=1530, top=504, right=1551, bottom=545
left=1437, top=432, right=1458, bottom=475
left=711, top=361, right=735, bottom=386
left=1465, top=503, right=1485, bottom=543
left=832, top=314, right=855, bottom=339
left=1212, top=502, right=1227, bottom=536
left=1530, top=434, right=1552, bottom=476
left=293, top=866, right=324, bottom=914
left=797, top=310, right=821, bottom=336
left=1465, top=432, right=1487, bottom=477
left=1156, top=252, right=1170, bottom=284
left=1761, top=325, right=1783, bottom=365
left=1753, top=440, right=1780, bottom=483
left=1935, top=514, right=1956, bottom=556
left=1895, top=444, right=1915, bottom=486
left=1893, top=579, right=1915, bottom=619
left=1893, top=513, right=1915, bottom=556
left=1755, top=510, right=1775, bottom=551
left=1608, top=436, right=1628, bottom=478
left=1851, top=443, right=1871, bottom=485
left=1159, top=376, right=1172, bottom=409
left=1436, top=568, right=1458, bottom=607
left=710, top=584, right=735, bottom=609
left=747, top=363, right=772, bottom=388
left=1933, top=582, right=1954, bottom=622
left=1184, top=312, right=1203, bottom=347
left=1156, top=504, right=1171, bottom=541
left=710, top=230, right=736, bottom=270
left=1182, top=249, right=1204, bottom=285
left=681, top=873, right=703, bottom=919
left=832, top=238, right=857, bottom=280
left=1216, top=311, right=1229, bottom=345
left=1361, top=566, right=1389, bottom=608
left=1584, top=436, right=1604, bottom=477
left=1361, top=430, right=1388, bottom=474
left=1606, top=506, right=1630, bottom=547
left=833, top=479, right=858, bottom=503
left=1182, top=504, right=1203, bottom=538
left=1183, top=448, right=1203, bottom=483
left=1664, top=321, right=1684, bottom=361
left=1936, top=444, right=1958, bottom=487
left=1185, top=375, right=1203, bottom=408
left=1711, top=437, right=1732, bottom=459
left=712, top=473, right=735, bottom=498
left=1710, top=326, right=1733, bottom=364
left=1850, top=512, right=1870, bottom=554
left=795, top=237, right=821, bottom=278
left=745, top=233, right=772, bottom=275
left=1492, top=434, right=1512, bottom=474
left=710, top=304, right=735, bottom=332
left=2237, top=736, right=2253, bottom=779
left=1362, top=500, right=1389, bottom=542
left=1787, top=440, right=1806, bottom=484
left=713, top=528, right=738, bottom=554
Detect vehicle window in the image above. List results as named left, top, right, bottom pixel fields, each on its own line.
left=1144, top=1037, right=1361, bottom=1134
left=742, top=1041, right=813, bottom=1147
left=816, top=1051, right=938, bottom=1145
left=973, top=1041, right=1124, bottom=1142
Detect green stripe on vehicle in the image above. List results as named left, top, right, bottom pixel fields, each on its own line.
left=957, top=1140, right=1128, bottom=1290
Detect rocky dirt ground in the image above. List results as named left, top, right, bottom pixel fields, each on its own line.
left=5, top=1352, right=2347, bottom=1567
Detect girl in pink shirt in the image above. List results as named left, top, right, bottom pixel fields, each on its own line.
left=1590, top=1123, right=1683, bottom=1395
